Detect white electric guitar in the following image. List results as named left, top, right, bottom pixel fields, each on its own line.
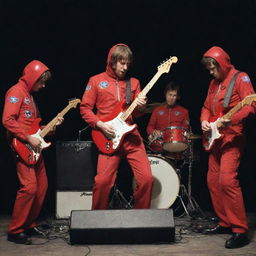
left=202, top=94, right=256, bottom=151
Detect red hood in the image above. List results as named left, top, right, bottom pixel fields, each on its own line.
left=106, top=43, right=129, bottom=80
left=203, top=46, right=233, bottom=80
left=19, top=60, right=49, bottom=92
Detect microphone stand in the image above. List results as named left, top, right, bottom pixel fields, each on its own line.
left=77, top=125, right=90, bottom=141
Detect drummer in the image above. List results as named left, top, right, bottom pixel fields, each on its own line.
left=146, top=81, right=190, bottom=154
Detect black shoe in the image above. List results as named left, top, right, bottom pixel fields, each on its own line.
left=202, top=224, right=232, bottom=234
left=225, top=233, right=249, bottom=249
left=25, top=227, right=49, bottom=237
left=7, top=232, right=32, bottom=245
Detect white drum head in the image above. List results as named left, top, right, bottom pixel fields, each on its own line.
left=148, top=154, right=180, bottom=209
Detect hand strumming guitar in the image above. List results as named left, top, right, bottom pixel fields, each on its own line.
left=96, top=120, right=116, bottom=138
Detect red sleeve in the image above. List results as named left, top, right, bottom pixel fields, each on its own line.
left=181, top=109, right=190, bottom=130
left=132, top=79, right=145, bottom=119
left=2, top=88, right=29, bottom=141
left=80, top=78, right=100, bottom=128
left=231, top=74, right=255, bottom=124
left=200, top=82, right=213, bottom=122
left=146, top=108, right=158, bottom=135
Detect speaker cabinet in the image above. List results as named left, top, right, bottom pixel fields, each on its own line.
left=56, top=141, right=98, bottom=190
left=56, top=191, right=92, bottom=219
left=70, top=209, right=175, bottom=244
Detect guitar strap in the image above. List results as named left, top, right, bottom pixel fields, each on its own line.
left=223, top=71, right=241, bottom=109
left=125, top=78, right=131, bottom=105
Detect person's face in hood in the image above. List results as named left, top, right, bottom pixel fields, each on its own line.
left=32, top=78, right=46, bottom=92
left=112, top=58, right=130, bottom=79
left=206, top=62, right=222, bottom=81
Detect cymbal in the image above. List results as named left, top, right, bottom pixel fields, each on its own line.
left=144, top=102, right=164, bottom=113
left=188, top=133, right=201, bottom=140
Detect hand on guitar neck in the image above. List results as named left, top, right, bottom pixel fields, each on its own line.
left=134, top=93, right=147, bottom=112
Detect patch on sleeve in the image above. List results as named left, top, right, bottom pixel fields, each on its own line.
left=24, top=97, right=30, bottom=105
left=99, top=81, right=109, bottom=88
left=24, top=110, right=32, bottom=118
left=9, top=96, right=19, bottom=103
left=241, top=76, right=250, bottom=83
left=175, top=111, right=181, bottom=116
left=85, top=84, right=91, bottom=92
left=158, top=110, right=165, bottom=115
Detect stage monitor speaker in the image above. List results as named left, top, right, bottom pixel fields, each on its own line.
left=56, top=141, right=98, bottom=190
left=70, top=209, right=175, bottom=244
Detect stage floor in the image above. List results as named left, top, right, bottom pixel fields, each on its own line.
left=0, top=212, right=256, bottom=256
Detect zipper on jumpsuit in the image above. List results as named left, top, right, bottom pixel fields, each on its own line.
left=115, top=79, right=121, bottom=102
left=212, top=83, right=222, bottom=116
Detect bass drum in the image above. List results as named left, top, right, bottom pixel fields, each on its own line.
left=148, top=154, right=180, bottom=209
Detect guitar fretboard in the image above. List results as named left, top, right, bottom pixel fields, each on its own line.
left=221, top=94, right=256, bottom=121
left=121, top=71, right=163, bottom=121
left=40, top=99, right=80, bottom=137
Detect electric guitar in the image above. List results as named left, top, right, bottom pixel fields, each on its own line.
left=12, top=98, right=81, bottom=165
left=92, top=56, right=178, bottom=154
left=202, top=94, right=256, bottom=151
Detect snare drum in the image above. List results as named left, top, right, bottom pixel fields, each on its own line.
left=163, top=126, right=189, bottom=152
left=148, top=154, right=180, bottom=209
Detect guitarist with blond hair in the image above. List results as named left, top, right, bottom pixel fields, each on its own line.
left=2, top=60, right=63, bottom=244
left=200, top=46, right=255, bottom=249
left=80, top=43, right=153, bottom=210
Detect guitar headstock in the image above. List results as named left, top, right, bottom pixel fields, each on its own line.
left=242, top=94, right=256, bottom=106
left=157, top=56, right=178, bottom=74
left=68, top=98, right=81, bottom=108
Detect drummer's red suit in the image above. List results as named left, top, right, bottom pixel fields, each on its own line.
left=2, top=60, right=49, bottom=234
left=147, top=104, right=189, bottom=134
left=200, top=47, right=255, bottom=233
left=80, top=44, right=153, bottom=209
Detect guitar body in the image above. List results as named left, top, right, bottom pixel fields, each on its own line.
left=202, top=115, right=224, bottom=152
left=92, top=99, right=137, bottom=154
left=12, top=118, right=51, bottom=165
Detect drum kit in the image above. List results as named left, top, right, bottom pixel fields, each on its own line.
left=146, top=126, right=205, bottom=217
left=110, top=124, right=204, bottom=217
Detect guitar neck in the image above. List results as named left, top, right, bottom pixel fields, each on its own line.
left=222, top=102, right=243, bottom=120
left=121, top=71, right=162, bottom=121
left=40, top=105, right=72, bottom=138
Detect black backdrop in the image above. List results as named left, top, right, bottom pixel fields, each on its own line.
left=1, top=0, right=256, bottom=214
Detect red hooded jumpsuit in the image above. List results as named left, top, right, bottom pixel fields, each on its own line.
left=80, top=44, right=153, bottom=209
left=200, top=47, right=255, bottom=233
left=2, top=60, right=49, bottom=234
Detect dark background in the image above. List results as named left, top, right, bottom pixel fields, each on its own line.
left=1, top=0, right=256, bottom=215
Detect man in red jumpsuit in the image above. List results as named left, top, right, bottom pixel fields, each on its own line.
left=80, top=43, right=153, bottom=209
left=200, top=46, right=255, bottom=248
left=147, top=81, right=190, bottom=158
left=2, top=60, right=63, bottom=244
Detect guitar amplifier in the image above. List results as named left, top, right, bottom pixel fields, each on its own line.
left=56, top=191, right=92, bottom=219
left=56, top=141, right=98, bottom=190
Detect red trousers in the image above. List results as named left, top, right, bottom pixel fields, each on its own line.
left=8, top=157, right=48, bottom=234
left=92, top=133, right=153, bottom=209
left=207, top=138, right=248, bottom=233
